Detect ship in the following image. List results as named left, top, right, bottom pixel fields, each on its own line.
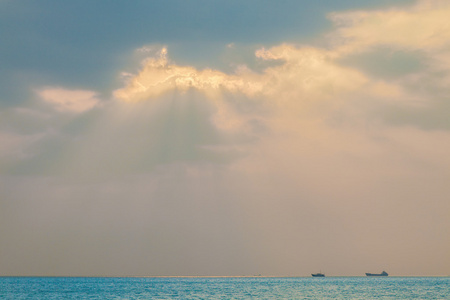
left=365, top=271, right=388, bottom=276
left=311, top=272, right=325, bottom=277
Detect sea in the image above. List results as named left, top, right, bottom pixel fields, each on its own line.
left=0, top=276, right=448, bottom=299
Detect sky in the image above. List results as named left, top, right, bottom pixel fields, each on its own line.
left=1, top=0, right=449, bottom=277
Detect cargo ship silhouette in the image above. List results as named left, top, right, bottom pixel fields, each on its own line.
left=365, top=271, right=388, bottom=276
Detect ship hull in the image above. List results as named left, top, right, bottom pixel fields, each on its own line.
left=365, top=272, right=388, bottom=277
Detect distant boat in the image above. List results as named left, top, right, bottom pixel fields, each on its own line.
left=365, top=271, right=388, bottom=276
left=311, top=272, right=325, bottom=277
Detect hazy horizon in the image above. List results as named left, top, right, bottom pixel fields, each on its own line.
left=1, top=0, right=449, bottom=277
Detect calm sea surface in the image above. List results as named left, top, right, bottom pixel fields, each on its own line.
left=0, top=276, right=448, bottom=299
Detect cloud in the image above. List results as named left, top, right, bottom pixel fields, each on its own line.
left=115, top=44, right=373, bottom=132
left=116, top=44, right=367, bottom=102
left=324, top=0, right=450, bottom=131
left=0, top=87, right=103, bottom=170
left=1, top=0, right=450, bottom=276
left=108, top=0, right=450, bottom=181
left=114, top=47, right=264, bottom=102
left=37, top=87, right=101, bottom=113
left=0, top=131, right=43, bottom=161
left=328, top=0, right=450, bottom=54
left=106, top=1, right=450, bottom=275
